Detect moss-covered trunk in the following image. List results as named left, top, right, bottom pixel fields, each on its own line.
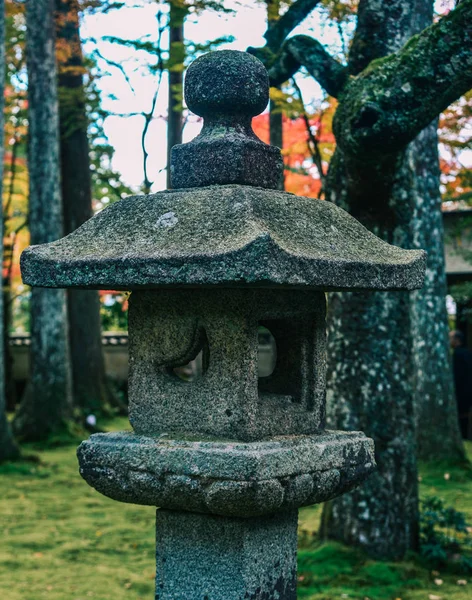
left=13, top=0, right=72, bottom=441
left=410, top=122, right=464, bottom=460
left=254, top=0, right=472, bottom=561
left=323, top=144, right=420, bottom=558
left=56, top=0, right=110, bottom=414
left=322, top=0, right=439, bottom=559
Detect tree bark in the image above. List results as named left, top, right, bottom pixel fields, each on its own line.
left=411, top=122, right=464, bottom=459
left=322, top=142, right=421, bottom=559
left=0, top=0, right=19, bottom=460
left=250, top=0, right=471, bottom=557
left=166, top=0, right=186, bottom=189
left=264, top=0, right=321, bottom=50
left=405, top=0, right=462, bottom=463
left=321, top=0, right=436, bottom=560
left=269, top=35, right=348, bottom=97
left=265, top=0, right=468, bottom=457
left=13, top=0, right=72, bottom=441
left=55, top=0, right=109, bottom=414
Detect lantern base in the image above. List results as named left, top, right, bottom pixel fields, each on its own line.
left=155, top=508, right=297, bottom=600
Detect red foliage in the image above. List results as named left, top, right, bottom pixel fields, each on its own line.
left=252, top=112, right=334, bottom=198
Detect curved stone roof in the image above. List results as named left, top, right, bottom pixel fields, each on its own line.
left=21, top=184, right=425, bottom=291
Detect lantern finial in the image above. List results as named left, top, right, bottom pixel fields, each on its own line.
left=170, top=50, right=284, bottom=190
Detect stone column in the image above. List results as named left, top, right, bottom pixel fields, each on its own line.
left=155, top=510, right=298, bottom=600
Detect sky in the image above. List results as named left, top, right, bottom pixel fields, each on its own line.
left=81, top=0, right=347, bottom=193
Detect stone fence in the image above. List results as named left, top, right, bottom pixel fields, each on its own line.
left=9, top=332, right=129, bottom=383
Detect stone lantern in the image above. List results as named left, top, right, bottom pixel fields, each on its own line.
left=21, top=51, right=425, bottom=600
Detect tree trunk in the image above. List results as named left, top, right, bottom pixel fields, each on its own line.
left=322, top=150, right=420, bottom=559
left=3, top=286, right=17, bottom=412
left=166, top=0, right=186, bottom=189
left=13, top=0, right=72, bottom=441
left=254, top=0, right=472, bottom=559
left=411, top=121, right=464, bottom=460
left=266, top=0, right=284, bottom=187
left=55, top=0, right=109, bottom=414
left=269, top=100, right=283, bottom=149
left=321, top=0, right=438, bottom=560
left=4, top=238, right=17, bottom=411
left=0, top=0, right=19, bottom=460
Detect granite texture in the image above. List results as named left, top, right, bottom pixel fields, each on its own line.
left=155, top=509, right=298, bottom=600
left=77, top=429, right=375, bottom=517
left=183, top=50, right=269, bottom=119
left=21, top=184, right=426, bottom=291
left=128, top=289, right=327, bottom=441
left=171, top=50, right=283, bottom=189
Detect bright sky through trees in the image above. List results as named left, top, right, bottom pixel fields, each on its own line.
left=81, top=0, right=347, bottom=192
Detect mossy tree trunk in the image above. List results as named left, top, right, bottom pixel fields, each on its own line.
left=13, top=0, right=73, bottom=441
left=254, top=0, right=472, bottom=558
left=322, top=0, right=467, bottom=559
left=55, top=0, right=110, bottom=415
left=410, top=122, right=464, bottom=460
left=322, top=0, right=432, bottom=559
left=0, top=0, right=19, bottom=461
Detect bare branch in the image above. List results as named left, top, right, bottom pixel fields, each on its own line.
left=141, top=83, right=160, bottom=194
left=269, top=35, right=349, bottom=98
left=264, top=0, right=322, bottom=51
left=93, top=47, right=136, bottom=94
left=291, top=77, right=325, bottom=197
left=141, top=9, right=165, bottom=193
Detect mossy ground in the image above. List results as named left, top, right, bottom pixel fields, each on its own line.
left=0, top=417, right=470, bottom=600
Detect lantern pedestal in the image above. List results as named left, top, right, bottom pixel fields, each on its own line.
left=155, top=509, right=298, bottom=600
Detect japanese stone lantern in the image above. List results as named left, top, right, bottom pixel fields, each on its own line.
left=21, top=51, right=425, bottom=600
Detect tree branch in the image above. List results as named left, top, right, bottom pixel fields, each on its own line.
left=291, top=77, right=325, bottom=197
left=334, top=0, right=472, bottom=160
left=93, top=47, right=136, bottom=94
left=268, top=35, right=349, bottom=98
left=264, top=0, right=322, bottom=51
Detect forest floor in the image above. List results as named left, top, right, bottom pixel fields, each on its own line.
left=0, top=416, right=471, bottom=600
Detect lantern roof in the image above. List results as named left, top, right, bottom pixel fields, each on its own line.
left=21, top=50, right=425, bottom=292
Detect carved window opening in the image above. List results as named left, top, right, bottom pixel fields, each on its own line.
left=169, top=328, right=210, bottom=383
left=257, top=318, right=317, bottom=409
left=258, top=326, right=277, bottom=378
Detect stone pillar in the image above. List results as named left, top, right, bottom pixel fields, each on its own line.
left=155, top=510, right=298, bottom=600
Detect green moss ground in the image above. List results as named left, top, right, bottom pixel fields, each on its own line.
left=0, top=418, right=470, bottom=600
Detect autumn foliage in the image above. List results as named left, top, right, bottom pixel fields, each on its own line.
left=252, top=103, right=336, bottom=198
